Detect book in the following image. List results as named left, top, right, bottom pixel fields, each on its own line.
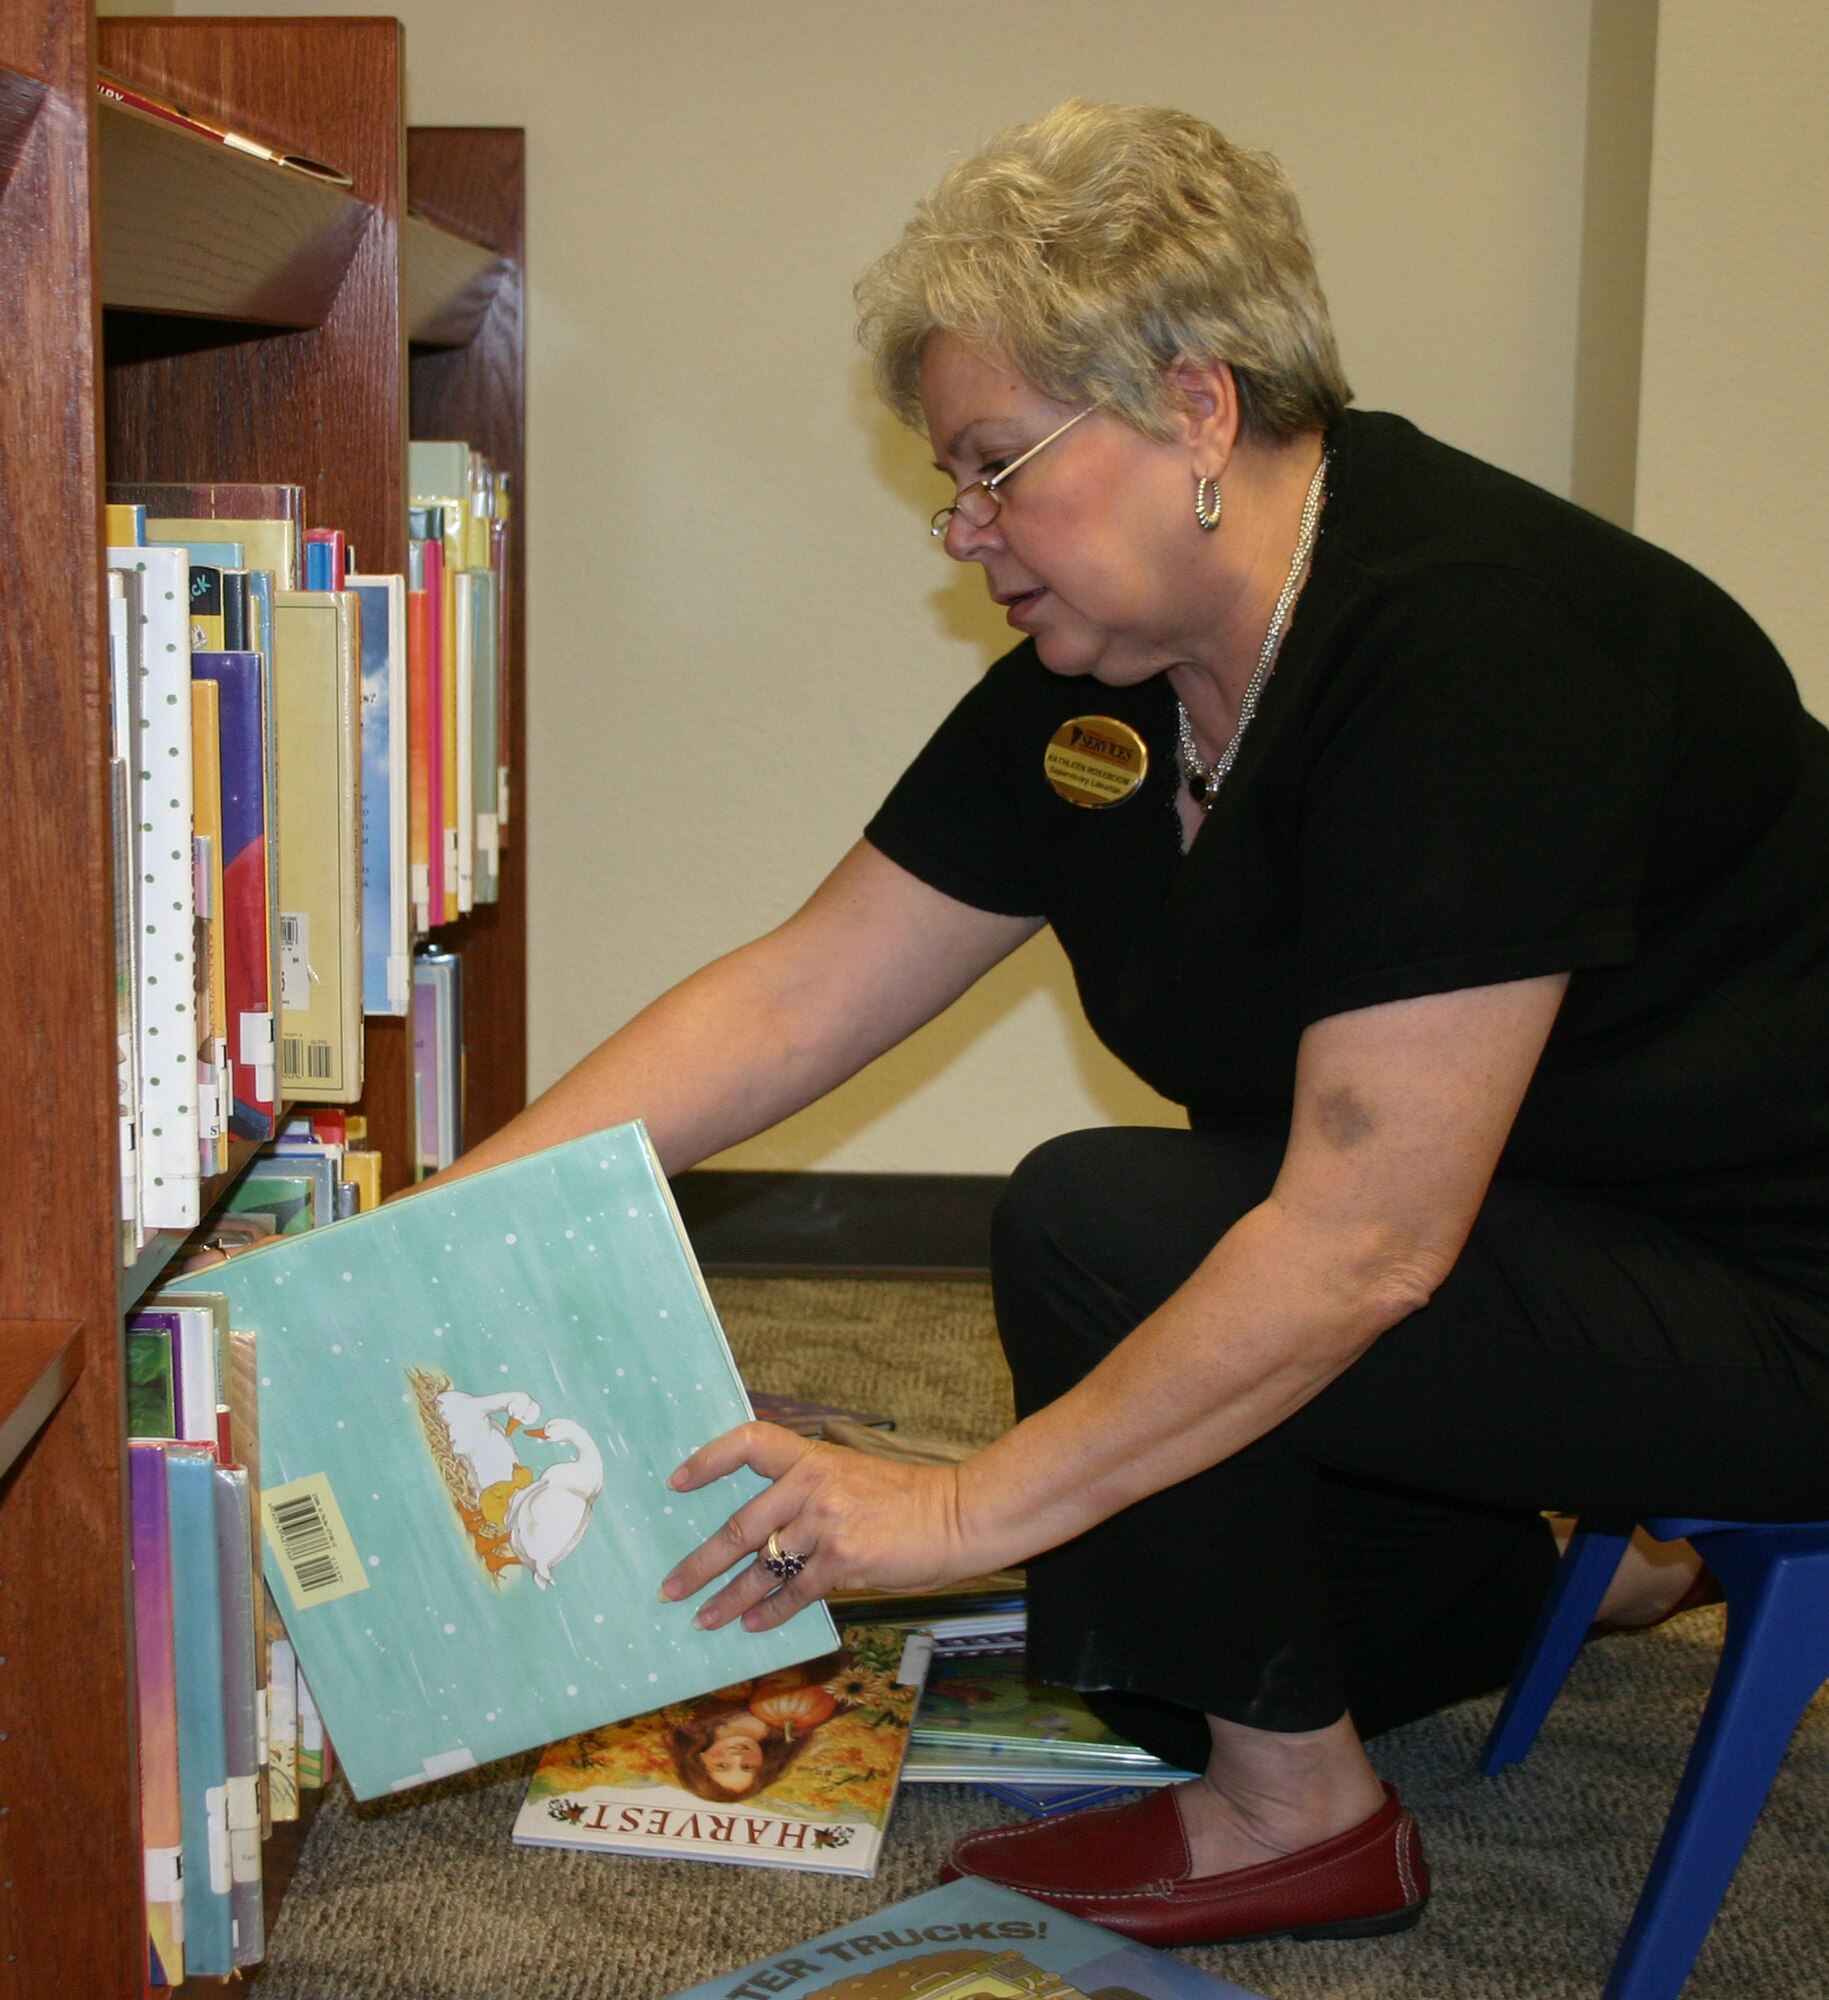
left=513, top=1625, right=933, bottom=1877
left=126, top=1317, right=178, bottom=1439
left=190, top=674, right=230, bottom=1175
left=272, top=590, right=364, bottom=1101
left=978, top=1778, right=1147, bottom=1817
left=412, top=946, right=462, bottom=1173
left=163, top=1120, right=838, bottom=1800
left=95, top=70, right=352, bottom=185
left=346, top=573, right=410, bottom=1015
left=913, top=1660, right=1179, bottom=1763
left=128, top=1445, right=185, bottom=1986
left=213, top=1465, right=266, bottom=1966
left=750, top=1391, right=896, bottom=1437
left=662, top=1877, right=1267, bottom=1999
left=166, top=1446, right=235, bottom=1979
left=190, top=652, right=279, bottom=1138
left=108, top=544, right=201, bottom=1230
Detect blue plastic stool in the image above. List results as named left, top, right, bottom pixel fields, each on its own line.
left=1482, top=1517, right=1829, bottom=1999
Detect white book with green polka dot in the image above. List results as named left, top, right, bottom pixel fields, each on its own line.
left=109, top=543, right=200, bottom=1230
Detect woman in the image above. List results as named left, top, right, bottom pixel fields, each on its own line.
left=443, top=102, right=1829, bottom=1945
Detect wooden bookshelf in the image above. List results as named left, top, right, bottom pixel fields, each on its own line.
left=0, top=13, right=528, bottom=1991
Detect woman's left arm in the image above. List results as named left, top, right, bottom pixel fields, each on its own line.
left=664, top=972, right=1568, bottom=1629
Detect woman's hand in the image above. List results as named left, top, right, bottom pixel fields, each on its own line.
left=658, top=1421, right=981, bottom=1633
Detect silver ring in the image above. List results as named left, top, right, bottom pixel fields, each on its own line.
left=761, top=1531, right=808, bottom=1582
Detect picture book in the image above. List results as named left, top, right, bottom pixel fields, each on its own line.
left=662, top=1877, right=1267, bottom=2000
left=191, top=651, right=277, bottom=1138
left=163, top=1121, right=837, bottom=1800
left=913, top=1661, right=1180, bottom=1764
left=514, top=1625, right=932, bottom=1878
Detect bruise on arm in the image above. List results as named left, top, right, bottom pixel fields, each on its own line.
left=1314, top=1082, right=1376, bottom=1149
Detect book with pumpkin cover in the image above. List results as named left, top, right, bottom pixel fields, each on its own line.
left=512, top=1625, right=933, bottom=1878
left=161, top=1120, right=837, bottom=1801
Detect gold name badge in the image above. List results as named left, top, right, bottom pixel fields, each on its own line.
left=1043, top=715, right=1148, bottom=808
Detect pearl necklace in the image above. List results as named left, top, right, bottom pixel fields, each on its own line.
left=1177, top=451, right=1329, bottom=810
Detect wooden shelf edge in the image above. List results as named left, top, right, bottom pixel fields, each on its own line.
left=96, top=95, right=371, bottom=328
left=0, top=60, right=47, bottom=198
left=0, top=1320, right=84, bottom=1481
left=404, top=210, right=513, bottom=347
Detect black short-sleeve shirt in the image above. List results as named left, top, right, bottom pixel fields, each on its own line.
left=866, top=412, right=1829, bottom=1271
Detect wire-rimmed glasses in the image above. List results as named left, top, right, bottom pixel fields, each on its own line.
left=930, top=405, right=1099, bottom=540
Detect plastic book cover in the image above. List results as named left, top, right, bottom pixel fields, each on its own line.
left=108, top=545, right=200, bottom=1230
left=346, top=574, right=410, bottom=1015
left=128, top=1446, right=185, bottom=1985
left=272, top=592, right=363, bottom=1102
left=514, top=1625, right=932, bottom=1877
left=166, top=1446, right=234, bottom=1978
left=903, top=1740, right=1188, bottom=1788
left=163, top=1121, right=837, bottom=1800
left=137, top=506, right=301, bottom=590
left=191, top=652, right=277, bottom=1138
left=663, top=1877, right=1266, bottom=1999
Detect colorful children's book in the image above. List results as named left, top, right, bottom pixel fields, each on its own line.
left=163, top=1121, right=838, bottom=1800
left=191, top=652, right=278, bottom=1139
left=662, top=1877, right=1267, bottom=1999
left=913, top=1659, right=1182, bottom=1764
left=513, top=1625, right=932, bottom=1877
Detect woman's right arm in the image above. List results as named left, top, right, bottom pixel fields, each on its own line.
left=422, top=839, right=1041, bottom=1188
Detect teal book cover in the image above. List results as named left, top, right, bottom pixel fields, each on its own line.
left=167, top=1122, right=836, bottom=1801
left=166, top=1445, right=236, bottom=1978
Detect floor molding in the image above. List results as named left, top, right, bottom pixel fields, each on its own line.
left=671, top=1170, right=1003, bottom=1277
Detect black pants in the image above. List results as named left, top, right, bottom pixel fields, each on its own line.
left=992, top=1127, right=1829, bottom=1773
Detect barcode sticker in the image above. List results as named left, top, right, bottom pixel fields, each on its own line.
left=279, top=912, right=310, bottom=1013
left=263, top=1473, right=371, bottom=1611
left=282, top=1036, right=335, bottom=1084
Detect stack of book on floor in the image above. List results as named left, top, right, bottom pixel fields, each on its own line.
left=905, top=1655, right=1196, bottom=1798
left=512, top=1623, right=934, bottom=1877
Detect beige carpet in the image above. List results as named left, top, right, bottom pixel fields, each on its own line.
left=252, top=1278, right=1829, bottom=1999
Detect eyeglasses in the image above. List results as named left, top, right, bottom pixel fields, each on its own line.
left=930, top=405, right=1098, bottom=539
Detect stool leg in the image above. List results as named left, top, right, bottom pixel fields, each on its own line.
left=1482, top=1528, right=1629, bottom=1775
left=1602, top=1546, right=1829, bottom=2000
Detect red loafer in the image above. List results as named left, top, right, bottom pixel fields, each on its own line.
left=938, top=1782, right=1428, bottom=1948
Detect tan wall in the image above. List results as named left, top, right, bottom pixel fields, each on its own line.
left=1634, top=0, right=1829, bottom=711
left=155, top=0, right=1598, bottom=1170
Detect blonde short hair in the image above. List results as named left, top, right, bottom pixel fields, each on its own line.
left=856, top=99, right=1350, bottom=446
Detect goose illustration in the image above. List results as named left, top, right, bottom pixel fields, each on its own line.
left=502, top=1417, right=605, bottom=1588
left=434, top=1387, right=542, bottom=1494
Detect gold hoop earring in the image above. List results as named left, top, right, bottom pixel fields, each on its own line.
left=1194, top=476, right=1223, bottom=532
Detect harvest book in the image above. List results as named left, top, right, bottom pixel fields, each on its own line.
left=165, top=1122, right=836, bottom=1799
left=513, top=1624, right=933, bottom=1877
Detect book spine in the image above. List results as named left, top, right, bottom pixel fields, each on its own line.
left=213, top=1467, right=266, bottom=1966
left=129, top=1446, right=186, bottom=1986
left=166, top=1448, right=235, bottom=1978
